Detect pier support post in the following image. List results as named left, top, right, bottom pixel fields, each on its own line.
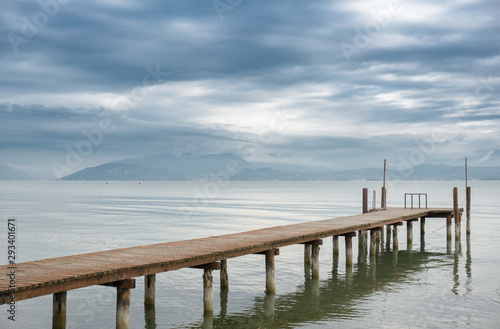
left=265, top=249, right=276, bottom=293
left=466, top=186, right=471, bottom=235
left=100, top=279, right=136, bottom=329
left=220, top=259, right=229, bottom=290
left=190, top=263, right=220, bottom=314
left=144, top=274, right=156, bottom=306
left=344, top=234, right=355, bottom=266
left=304, top=244, right=312, bottom=263
left=453, top=187, right=461, bottom=240
left=362, top=188, right=368, bottom=214
left=446, top=214, right=452, bottom=240
left=311, top=244, right=320, bottom=278
left=392, top=223, right=401, bottom=250
left=203, top=269, right=214, bottom=314
left=358, top=230, right=364, bottom=249
left=370, top=229, right=377, bottom=256
left=407, top=220, right=414, bottom=247
left=117, top=287, right=131, bottom=329
left=332, top=236, right=339, bottom=255
left=420, top=217, right=426, bottom=236
left=52, top=291, right=67, bottom=329
left=116, top=280, right=135, bottom=329
left=386, top=225, right=391, bottom=249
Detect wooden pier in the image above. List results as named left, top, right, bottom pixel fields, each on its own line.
left=0, top=189, right=465, bottom=329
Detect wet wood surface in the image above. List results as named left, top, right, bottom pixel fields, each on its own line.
left=0, top=207, right=458, bottom=303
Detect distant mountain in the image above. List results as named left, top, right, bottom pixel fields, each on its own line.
left=62, top=153, right=250, bottom=181
left=0, top=164, right=32, bottom=180
left=61, top=153, right=500, bottom=181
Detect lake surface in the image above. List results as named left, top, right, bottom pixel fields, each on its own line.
left=0, top=180, right=499, bottom=328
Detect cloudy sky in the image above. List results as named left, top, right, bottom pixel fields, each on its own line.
left=1, top=0, right=499, bottom=178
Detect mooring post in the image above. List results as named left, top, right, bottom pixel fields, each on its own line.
left=265, top=249, right=276, bottom=293
left=466, top=186, right=471, bottom=235
left=362, top=188, right=368, bottom=214
left=52, top=291, right=67, bottom=329
left=311, top=240, right=322, bottom=278
left=203, top=268, right=214, bottom=313
left=381, top=187, right=387, bottom=209
left=220, top=259, right=229, bottom=290
left=344, top=234, right=354, bottom=266
left=304, top=244, right=312, bottom=263
left=372, top=190, right=376, bottom=210
left=453, top=187, right=460, bottom=240
left=144, top=274, right=156, bottom=306
left=332, top=236, right=339, bottom=255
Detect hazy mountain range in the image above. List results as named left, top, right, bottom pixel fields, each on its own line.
left=56, top=153, right=500, bottom=181
left=0, top=164, right=32, bottom=180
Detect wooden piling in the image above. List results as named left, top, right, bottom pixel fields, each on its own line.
left=345, top=234, right=354, bottom=266
left=220, top=259, right=229, bottom=290
left=144, top=274, right=156, bottom=306
left=370, top=229, right=377, bottom=255
left=101, top=279, right=135, bottom=329
left=265, top=249, right=276, bottom=293
left=453, top=187, right=461, bottom=240
left=203, top=268, right=214, bottom=313
left=381, top=187, right=387, bottom=210
left=420, top=217, right=426, bottom=236
left=466, top=186, right=471, bottom=235
left=52, top=291, right=66, bottom=329
left=446, top=214, right=452, bottom=240
left=392, top=223, right=400, bottom=250
left=304, top=244, right=312, bottom=263
left=382, top=159, right=387, bottom=210
left=117, top=287, right=131, bottom=329
left=362, top=188, right=368, bottom=214
left=386, top=225, right=391, bottom=249
left=311, top=244, right=321, bottom=278
left=332, top=236, right=339, bottom=255
left=407, top=220, right=413, bottom=247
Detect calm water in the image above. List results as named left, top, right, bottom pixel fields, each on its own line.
left=0, top=180, right=499, bottom=328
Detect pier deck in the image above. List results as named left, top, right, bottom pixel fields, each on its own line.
left=0, top=207, right=457, bottom=304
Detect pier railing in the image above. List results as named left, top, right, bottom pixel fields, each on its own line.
left=404, top=193, right=427, bottom=209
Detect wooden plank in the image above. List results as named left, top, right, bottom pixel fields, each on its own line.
left=255, top=249, right=280, bottom=256
left=100, top=279, right=136, bottom=289
left=0, top=207, right=457, bottom=304
left=190, top=262, right=221, bottom=270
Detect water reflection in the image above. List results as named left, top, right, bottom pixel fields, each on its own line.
left=173, top=245, right=465, bottom=329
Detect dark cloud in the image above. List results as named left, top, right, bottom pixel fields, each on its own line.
left=0, top=0, right=499, bottom=178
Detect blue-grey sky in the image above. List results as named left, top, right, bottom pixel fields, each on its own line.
left=1, top=0, right=499, bottom=178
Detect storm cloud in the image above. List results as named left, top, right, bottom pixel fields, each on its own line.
left=1, top=0, right=499, bottom=178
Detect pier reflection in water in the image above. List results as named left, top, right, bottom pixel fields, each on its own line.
left=143, top=230, right=471, bottom=329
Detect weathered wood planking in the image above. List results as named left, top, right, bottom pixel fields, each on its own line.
left=0, top=207, right=459, bottom=304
